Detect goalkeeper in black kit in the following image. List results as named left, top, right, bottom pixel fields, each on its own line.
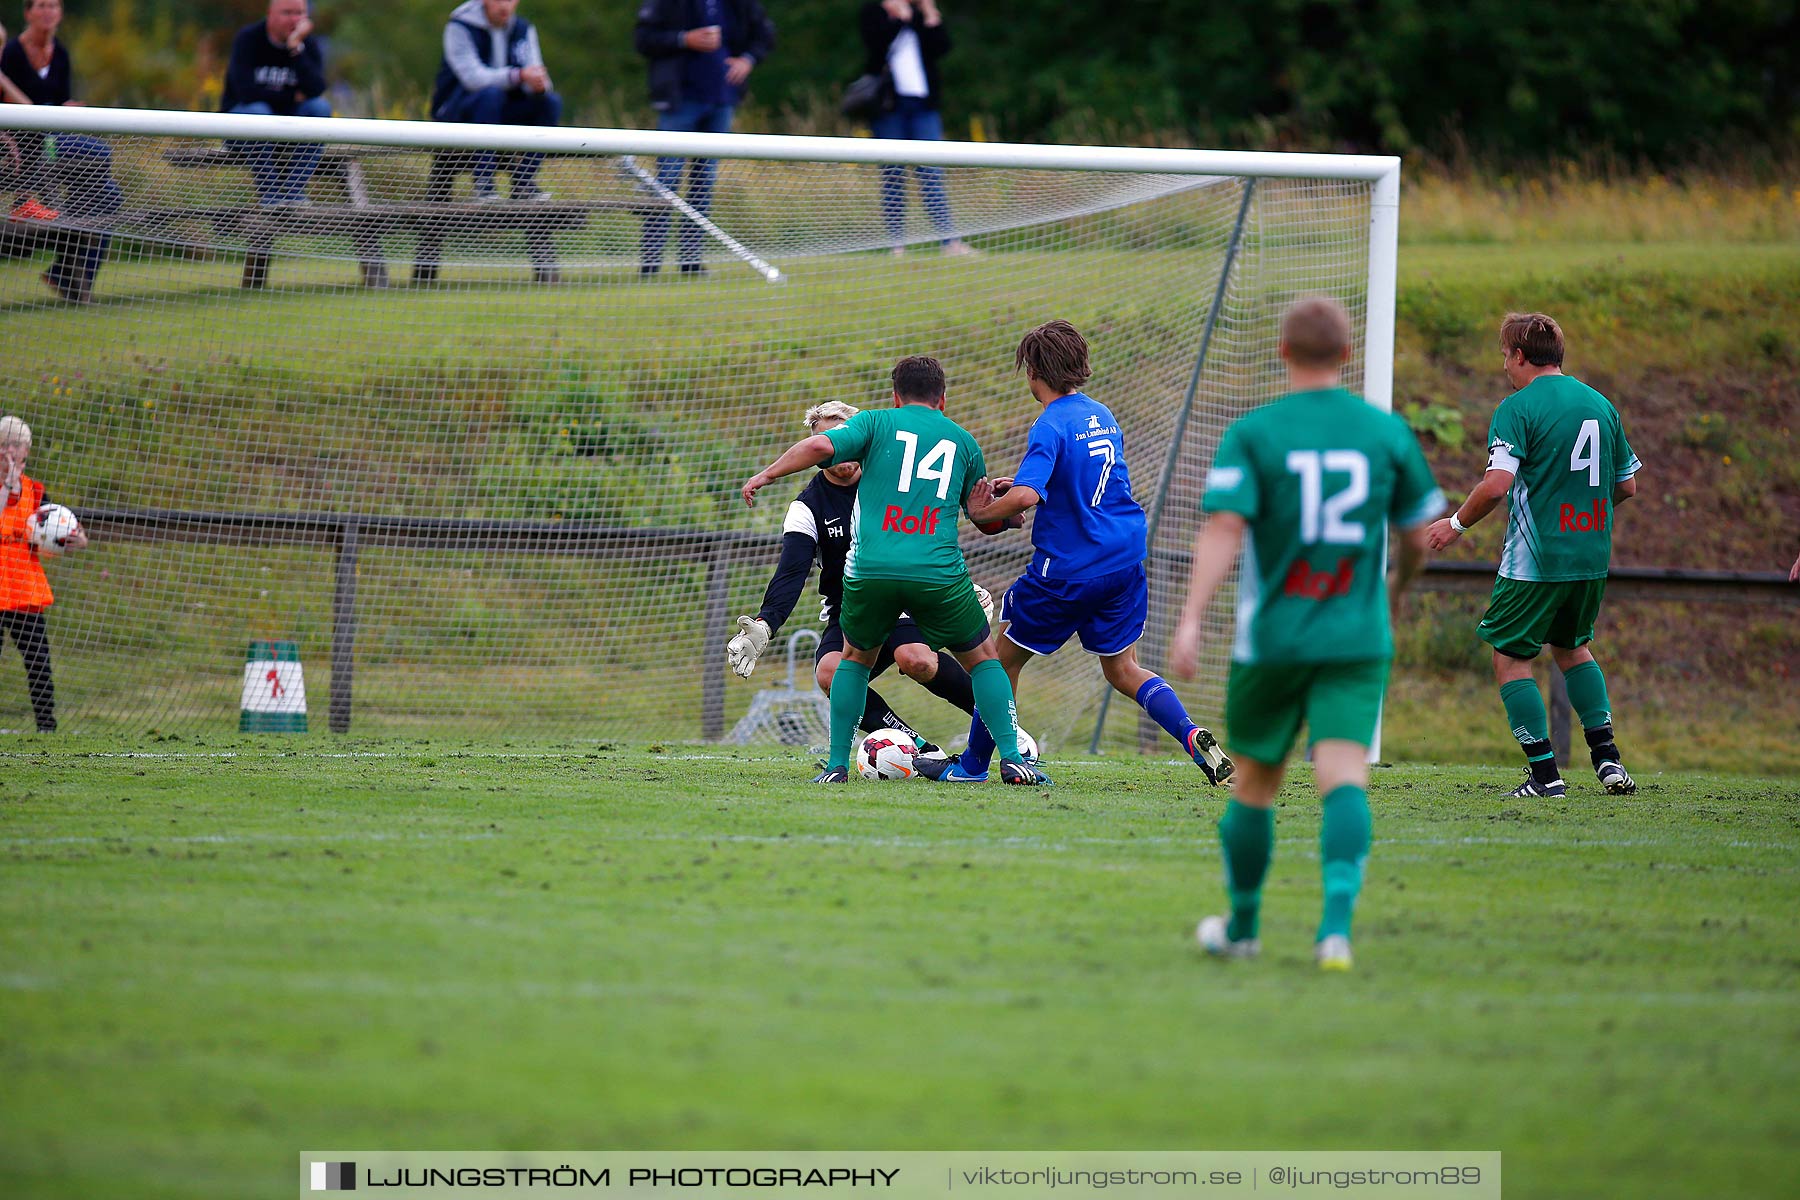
left=726, top=401, right=997, bottom=757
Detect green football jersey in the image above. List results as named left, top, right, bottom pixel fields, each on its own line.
left=823, top=403, right=988, bottom=584
left=1486, top=374, right=1640, bottom=582
left=1202, top=388, right=1444, bottom=666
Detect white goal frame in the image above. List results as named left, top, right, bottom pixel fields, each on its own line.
left=5, top=105, right=1401, bottom=413
left=3, top=105, right=1402, bottom=747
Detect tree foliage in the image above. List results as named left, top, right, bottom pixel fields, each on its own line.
left=55, top=0, right=1800, bottom=160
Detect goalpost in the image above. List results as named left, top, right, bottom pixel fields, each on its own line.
left=0, top=105, right=1398, bottom=748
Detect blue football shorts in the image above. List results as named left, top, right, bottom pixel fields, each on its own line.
left=999, top=563, right=1148, bottom=657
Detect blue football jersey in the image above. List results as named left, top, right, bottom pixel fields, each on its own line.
left=1009, top=392, right=1148, bottom=581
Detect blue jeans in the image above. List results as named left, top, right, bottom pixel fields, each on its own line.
left=643, top=101, right=735, bottom=269
left=38, top=134, right=119, bottom=299
left=229, top=97, right=333, bottom=203
left=870, top=97, right=953, bottom=245
left=434, top=86, right=563, bottom=195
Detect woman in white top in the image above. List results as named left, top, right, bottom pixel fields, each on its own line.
left=857, top=0, right=971, bottom=256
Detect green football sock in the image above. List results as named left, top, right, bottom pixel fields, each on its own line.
left=1217, top=800, right=1274, bottom=941
left=1562, top=659, right=1611, bottom=731
left=1318, top=784, right=1371, bottom=941
left=1499, top=678, right=1555, bottom=761
left=826, top=659, right=872, bottom=771
left=969, top=659, right=1021, bottom=761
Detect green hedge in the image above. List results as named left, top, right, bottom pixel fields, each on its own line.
left=69, top=0, right=1800, bottom=161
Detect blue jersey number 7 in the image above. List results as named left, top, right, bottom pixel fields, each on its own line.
left=1087, top=438, right=1116, bottom=507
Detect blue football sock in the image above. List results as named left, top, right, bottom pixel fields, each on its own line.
left=1135, top=675, right=1198, bottom=749
left=968, top=660, right=1022, bottom=762
left=959, top=707, right=996, bottom=775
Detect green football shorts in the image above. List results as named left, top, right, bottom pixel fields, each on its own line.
left=1225, top=658, right=1391, bottom=766
left=840, top=576, right=990, bottom=655
left=1477, top=576, right=1607, bottom=659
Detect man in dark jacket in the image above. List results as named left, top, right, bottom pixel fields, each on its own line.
left=221, top=0, right=332, bottom=206
left=859, top=1, right=969, bottom=254
left=432, top=0, right=561, bottom=201
left=634, top=0, right=775, bottom=274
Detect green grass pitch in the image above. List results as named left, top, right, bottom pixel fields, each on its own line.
left=1, top=743, right=1795, bottom=1198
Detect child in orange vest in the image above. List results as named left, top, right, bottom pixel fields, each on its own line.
left=1, top=416, right=85, bottom=732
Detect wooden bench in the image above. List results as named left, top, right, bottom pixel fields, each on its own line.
left=163, top=145, right=666, bottom=288
left=216, top=199, right=615, bottom=289
left=0, top=156, right=112, bottom=293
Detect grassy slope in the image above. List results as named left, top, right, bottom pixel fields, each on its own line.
left=1382, top=242, right=1800, bottom=771
left=1393, top=241, right=1799, bottom=574
left=1, top=747, right=1796, bottom=1199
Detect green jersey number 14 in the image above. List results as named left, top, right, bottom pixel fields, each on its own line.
left=824, top=403, right=988, bottom=585
left=895, top=431, right=958, bottom=501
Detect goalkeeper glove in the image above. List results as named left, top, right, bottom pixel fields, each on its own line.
left=726, top=615, right=773, bottom=678
left=974, top=583, right=995, bottom=627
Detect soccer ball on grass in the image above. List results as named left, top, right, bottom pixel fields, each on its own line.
left=857, top=728, right=919, bottom=780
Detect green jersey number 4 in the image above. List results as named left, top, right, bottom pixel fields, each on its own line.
left=895, top=431, right=958, bottom=501
left=1570, top=418, right=1601, bottom=487
left=1287, top=449, right=1370, bottom=545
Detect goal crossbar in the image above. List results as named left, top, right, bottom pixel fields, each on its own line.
left=2, top=105, right=1400, bottom=181
left=2, top=105, right=1403, bottom=412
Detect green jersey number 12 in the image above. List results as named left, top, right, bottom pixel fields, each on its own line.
left=1287, top=449, right=1369, bottom=545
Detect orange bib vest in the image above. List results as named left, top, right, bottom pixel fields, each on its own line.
left=0, top=476, right=54, bottom=611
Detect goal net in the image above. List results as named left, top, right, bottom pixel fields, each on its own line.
left=0, top=107, right=1396, bottom=751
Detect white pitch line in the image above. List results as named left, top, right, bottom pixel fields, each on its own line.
left=7, top=964, right=1790, bottom=1011
left=4, top=827, right=1789, bottom=855
left=18, top=750, right=801, bottom=761
left=53, top=751, right=582, bottom=760
left=3, top=831, right=501, bottom=847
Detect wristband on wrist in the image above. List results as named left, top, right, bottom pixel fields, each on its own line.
left=1449, top=512, right=1468, bottom=534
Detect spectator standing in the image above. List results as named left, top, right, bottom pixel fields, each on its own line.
left=634, top=0, right=776, bottom=275
left=431, top=0, right=561, bottom=201
left=0, top=416, right=85, bottom=734
left=859, top=0, right=970, bottom=256
left=221, top=1, right=333, bottom=207
left=0, top=0, right=122, bottom=303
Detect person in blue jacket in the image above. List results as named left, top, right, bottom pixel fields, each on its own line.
left=634, top=0, right=776, bottom=274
